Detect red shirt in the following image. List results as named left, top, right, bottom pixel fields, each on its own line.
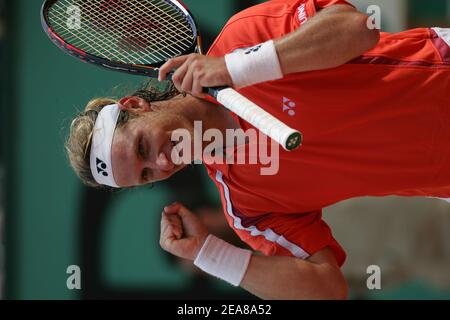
left=204, top=0, right=450, bottom=266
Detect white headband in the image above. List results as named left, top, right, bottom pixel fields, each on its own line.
left=90, top=104, right=121, bottom=188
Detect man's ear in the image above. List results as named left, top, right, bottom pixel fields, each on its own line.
left=118, top=96, right=152, bottom=113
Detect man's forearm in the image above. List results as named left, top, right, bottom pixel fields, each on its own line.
left=274, top=5, right=380, bottom=75
left=240, top=250, right=348, bottom=300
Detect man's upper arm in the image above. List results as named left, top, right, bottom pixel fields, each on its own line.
left=208, top=0, right=357, bottom=57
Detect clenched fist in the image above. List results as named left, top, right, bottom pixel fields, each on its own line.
left=159, top=202, right=209, bottom=261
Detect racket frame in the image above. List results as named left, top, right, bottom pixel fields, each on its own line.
left=40, top=0, right=201, bottom=78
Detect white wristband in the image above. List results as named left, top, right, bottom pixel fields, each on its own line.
left=194, top=235, right=252, bottom=287
left=225, top=40, right=283, bottom=88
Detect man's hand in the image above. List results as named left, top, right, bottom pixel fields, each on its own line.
left=159, top=202, right=209, bottom=260
left=158, top=54, right=233, bottom=98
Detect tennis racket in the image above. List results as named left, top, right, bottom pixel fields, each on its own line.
left=41, top=0, right=303, bottom=151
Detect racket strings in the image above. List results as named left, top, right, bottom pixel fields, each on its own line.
left=50, top=5, right=128, bottom=60
left=53, top=0, right=192, bottom=61
left=136, top=0, right=194, bottom=39
left=126, top=1, right=195, bottom=56
left=50, top=7, right=139, bottom=62
left=79, top=0, right=194, bottom=57
left=81, top=0, right=192, bottom=56
left=47, top=0, right=196, bottom=65
left=52, top=2, right=169, bottom=63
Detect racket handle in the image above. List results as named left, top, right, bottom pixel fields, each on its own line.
left=207, top=87, right=302, bottom=151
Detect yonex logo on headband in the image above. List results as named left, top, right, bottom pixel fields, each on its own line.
left=96, top=158, right=109, bottom=177
left=90, top=104, right=121, bottom=188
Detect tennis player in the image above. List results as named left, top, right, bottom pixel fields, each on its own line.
left=66, top=0, right=450, bottom=299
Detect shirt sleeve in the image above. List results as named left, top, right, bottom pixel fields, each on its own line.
left=231, top=210, right=347, bottom=267
left=208, top=0, right=355, bottom=57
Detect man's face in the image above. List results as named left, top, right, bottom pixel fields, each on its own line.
left=110, top=97, right=190, bottom=187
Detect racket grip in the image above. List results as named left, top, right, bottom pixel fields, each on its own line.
left=209, top=87, right=303, bottom=151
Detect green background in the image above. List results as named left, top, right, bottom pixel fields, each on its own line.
left=1, top=0, right=450, bottom=300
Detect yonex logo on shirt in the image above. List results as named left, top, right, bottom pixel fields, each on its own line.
left=283, top=97, right=297, bottom=116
